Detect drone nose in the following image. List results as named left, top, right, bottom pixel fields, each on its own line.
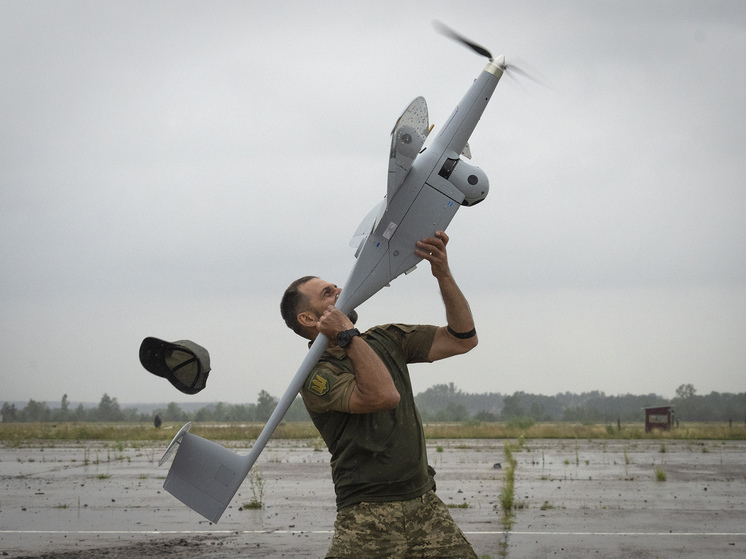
left=486, top=54, right=507, bottom=76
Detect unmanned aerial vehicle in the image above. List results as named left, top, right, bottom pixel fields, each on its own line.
left=159, top=23, right=509, bottom=523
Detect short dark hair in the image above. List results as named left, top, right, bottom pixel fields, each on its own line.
left=280, top=276, right=317, bottom=336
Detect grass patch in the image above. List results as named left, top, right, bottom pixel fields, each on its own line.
left=446, top=502, right=470, bottom=509
left=240, top=468, right=265, bottom=510
left=655, top=467, right=667, bottom=481
left=499, top=441, right=518, bottom=531
left=1, top=421, right=744, bottom=442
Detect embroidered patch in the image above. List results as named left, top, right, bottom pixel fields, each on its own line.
left=308, top=371, right=335, bottom=396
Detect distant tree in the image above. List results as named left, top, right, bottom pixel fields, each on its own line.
left=159, top=402, right=187, bottom=423
left=225, top=404, right=255, bottom=422
left=193, top=406, right=214, bottom=422
left=72, top=403, right=87, bottom=421
left=20, top=399, right=51, bottom=422
left=255, top=390, right=278, bottom=422
left=284, top=396, right=310, bottom=421
left=52, top=394, right=71, bottom=422
left=673, top=384, right=699, bottom=421
left=436, top=402, right=469, bottom=422
left=473, top=410, right=498, bottom=422
left=212, top=402, right=228, bottom=422
left=529, top=401, right=545, bottom=421
left=1, top=402, right=18, bottom=422
left=500, top=393, right=525, bottom=420
left=416, top=383, right=461, bottom=412
left=122, top=408, right=145, bottom=422
left=561, top=405, right=602, bottom=424
left=97, top=393, right=125, bottom=422
left=676, top=384, right=696, bottom=399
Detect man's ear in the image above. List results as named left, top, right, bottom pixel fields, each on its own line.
left=297, top=311, right=317, bottom=329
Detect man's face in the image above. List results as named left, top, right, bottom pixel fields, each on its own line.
left=296, top=278, right=358, bottom=333
left=298, top=278, right=341, bottom=319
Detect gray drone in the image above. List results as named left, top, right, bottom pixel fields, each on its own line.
left=159, top=23, right=509, bottom=523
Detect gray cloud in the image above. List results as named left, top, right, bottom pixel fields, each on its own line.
left=1, top=1, right=744, bottom=405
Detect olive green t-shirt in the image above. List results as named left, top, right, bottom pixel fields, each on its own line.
left=300, top=324, right=437, bottom=510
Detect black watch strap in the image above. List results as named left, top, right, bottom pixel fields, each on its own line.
left=336, top=328, right=360, bottom=348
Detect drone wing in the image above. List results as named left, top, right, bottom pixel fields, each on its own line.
left=387, top=96, right=429, bottom=207
left=351, top=98, right=429, bottom=252
left=349, top=198, right=386, bottom=251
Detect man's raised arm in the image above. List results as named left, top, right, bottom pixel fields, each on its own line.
left=415, top=231, right=479, bottom=362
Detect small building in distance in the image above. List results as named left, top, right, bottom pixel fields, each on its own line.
left=644, top=405, right=674, bottom=433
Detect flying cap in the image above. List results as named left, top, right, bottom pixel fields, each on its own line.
left=139, top=337, right=211, bottom=395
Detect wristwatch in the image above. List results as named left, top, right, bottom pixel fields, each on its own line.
left=336, top=328, right=360, bottom=348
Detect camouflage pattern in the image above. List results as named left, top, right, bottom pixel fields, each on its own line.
left=325, top=490, right=478, bottom=558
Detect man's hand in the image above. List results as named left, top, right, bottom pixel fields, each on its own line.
left=415, top=231, right=452, bottom=280
left=315, top=306, right=354, bottom=346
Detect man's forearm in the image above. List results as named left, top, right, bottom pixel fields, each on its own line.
left=425, top=272, right=479, bottom=362
left=438, top=273, right=475, bottom=334
left=416, top=231, right=478, bottom=360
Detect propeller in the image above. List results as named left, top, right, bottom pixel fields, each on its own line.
left=432, top=20, right=492, bottom=60
left=433, top=21, right=548, bottom=88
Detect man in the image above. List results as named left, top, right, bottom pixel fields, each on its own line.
left=280, top=231, right=479, bottom=558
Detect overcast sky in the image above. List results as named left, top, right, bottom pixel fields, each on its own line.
left=2, top=1, right=744, bottom=407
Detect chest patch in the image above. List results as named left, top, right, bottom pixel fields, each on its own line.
left=308, top=371, right=335, bottom=396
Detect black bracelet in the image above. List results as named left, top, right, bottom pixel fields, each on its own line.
left=447, top=325, right=477, bottom=339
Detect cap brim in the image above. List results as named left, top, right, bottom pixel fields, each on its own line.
left=139, top=337, right=211, bottom=395
left=139, top=337, right=172, bottom=378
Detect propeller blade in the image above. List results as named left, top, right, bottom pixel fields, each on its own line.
left=433, top=20, right=492, bottom=60
left=505, top=64, right=541, bottom=84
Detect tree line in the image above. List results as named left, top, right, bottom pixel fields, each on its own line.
left=1, top=391, right=308, bottom=424
left=2, top=383, right=745, bottom=424
left=413, top=383, right=746, bottom=424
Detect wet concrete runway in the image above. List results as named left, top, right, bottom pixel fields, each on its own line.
left=1, top=437, right=744, bottom=557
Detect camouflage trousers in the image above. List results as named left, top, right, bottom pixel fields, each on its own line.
left=325, top=490, right=478, bottom=558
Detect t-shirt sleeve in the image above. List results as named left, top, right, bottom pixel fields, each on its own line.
left=385, top=324, right=438, bottom=363
left=300, top=362, right=357, bottom=415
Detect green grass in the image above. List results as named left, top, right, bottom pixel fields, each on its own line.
left=241, top=468, right=265, bottom=510
left=499, top=442, right=518, bottom=525
left=1, top=421, right=744, bottom=442
left=241, top=501, right=262, bottom=510
left=446, top=502, right=470, bottom=509
left=655, top=467, right=667, bottom=481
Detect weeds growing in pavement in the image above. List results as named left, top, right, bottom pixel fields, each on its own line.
left=242, top=468, right=265, bottom=510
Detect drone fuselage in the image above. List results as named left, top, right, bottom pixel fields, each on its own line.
left=336, top=57, right=504, bottom=314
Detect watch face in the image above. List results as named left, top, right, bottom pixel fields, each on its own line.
left=337, top=329, right=358, bottom=348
